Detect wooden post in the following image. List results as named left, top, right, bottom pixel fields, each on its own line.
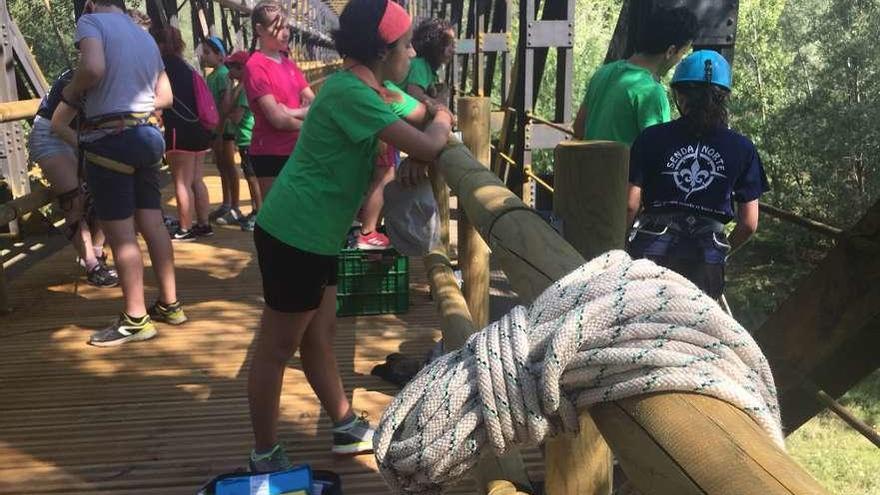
left=542, top=141, right=627, bottom=495
left=428, top=166, right=451, bottom=254
left=456, top=96, right=534, bottom=493
left=0, top=262, right=10, bottom=314
left=424, top=251, right=475, bottom=351
left=457, top=96, right=491, bottom=329
left=435, top=140, right=830, bottom=495
left=553, top=141, right=628, bottom=264
left=423, top=249, right=534, bottom=493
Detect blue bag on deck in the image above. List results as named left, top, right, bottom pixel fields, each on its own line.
left=197, top=467, right=342, bottom=495
left=215, top=465, right=311, bottom=495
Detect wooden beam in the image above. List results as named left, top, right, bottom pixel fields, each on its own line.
left=552, top=141, right=628, bottom=260
left=0, top=98, right=40, bottom=123
left=759, top=202, right=843, bottom=238
left=458, top=96, right=491, bottom=329
left=753, top=198, right=880, bottom=432
left=543, top=140, right=628, bottom=495
left=0, top=186, right=54, bottom=225
left=424, top=251, right=476, bottom=351
left=435, top=140, right=830, bottom=495
left=455, top=95, right=533, bottom=495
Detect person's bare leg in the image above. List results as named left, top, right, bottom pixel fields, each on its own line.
left=258, top=177, right=276, bottom=198
left=90, top=222, right=107, bottom=260
left=38, top=153, right=96, bottom=265
left=135, top=208, right=177, bottom=305
left=246, top=175, right=262, bottom=213
left=76, top=222, right=98, bottom=268
left=359, top=165, right=395, bottom=234
left=169, top=153, right=195, bottom=230
left=299, top=286, right=350, bottom=423
left=222, top=140, right=241, bottom=210
left=102, top=217, right=146, bottom=317
left=212, top=138, right=231, bottom=208
left=192, top=153, right=211, bottom=226
left=248, top=305, right=316, bottom=451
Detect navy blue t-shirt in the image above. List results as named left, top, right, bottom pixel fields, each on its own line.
left=36, top=69, right=75, bottom=120
left=629, top=118, right=769, bottom=222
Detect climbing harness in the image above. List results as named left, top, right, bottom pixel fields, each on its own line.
left=374, top=251, right=782, bottom=494
left=80, top=111, right=156, bottom=132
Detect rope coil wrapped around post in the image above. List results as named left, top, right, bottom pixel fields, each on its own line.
left=374, top=251, right=783, bottom=494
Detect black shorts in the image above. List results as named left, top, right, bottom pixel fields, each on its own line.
left=82, top=125, right=164, bottom=221
left=222, top=133, right=236, bottom=141
left=251, top=154, right=288, bottom=178
left=646, top=255, right=725, bottom=300
left=239, top=146, right=255, bottom=178
left=165, top=125, right=212, bottom=153
left=254, top=224, right=338, bottom=313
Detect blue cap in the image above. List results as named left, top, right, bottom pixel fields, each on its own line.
left=206, top=36, right=226, bottom=57
left=671, top=50, right=732, bottom=91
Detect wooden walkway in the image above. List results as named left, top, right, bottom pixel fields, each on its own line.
left=0, top=171, right=542, bottom=494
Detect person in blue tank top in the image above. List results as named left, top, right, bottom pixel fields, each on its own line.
left=627, top=50, right=770, bottom=299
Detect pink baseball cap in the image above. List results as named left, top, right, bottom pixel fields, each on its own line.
left=225, top=51, right=250, bottom=65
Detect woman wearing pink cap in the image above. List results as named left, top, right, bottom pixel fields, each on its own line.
left=242, top=0, right=313, bottom=197
left=246, top=0, right=453, bottom=472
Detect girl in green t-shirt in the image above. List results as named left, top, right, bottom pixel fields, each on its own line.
left=403, top=18, right=456, bottom=104
left=246, top=0, right=453, bottom=473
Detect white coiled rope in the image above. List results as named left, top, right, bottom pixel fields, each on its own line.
left=373, top=251, right=783, bottom=495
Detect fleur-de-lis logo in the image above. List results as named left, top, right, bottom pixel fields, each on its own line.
left=663, top=142, right=726, bottom=200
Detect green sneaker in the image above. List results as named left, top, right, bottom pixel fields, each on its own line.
left=249, top=443, right=292, bottom=473
left=88, top=313, right=157, bottom=347
left=332, top=413, right=375, bottom=455
left=148, top=300, right=188, bottom=325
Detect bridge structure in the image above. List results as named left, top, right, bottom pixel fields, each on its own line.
left=0, top=0, right=877, bottom=493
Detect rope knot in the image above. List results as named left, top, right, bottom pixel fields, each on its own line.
left=374, top=251, right=783, bottom=495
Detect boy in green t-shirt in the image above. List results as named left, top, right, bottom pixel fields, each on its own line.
left=401, top=18, right=455, bottom=104
left=573, top=7, right=698, bottom=145
left=203, top=36, right=244, bottom=225
left=224, top=51, right=260, bottom=232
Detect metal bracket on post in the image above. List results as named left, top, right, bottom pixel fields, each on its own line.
left=456, top=33, right=509, bottom=54
left=525, top=122, right=573, bottom=150
left=525, top=20, right=573, bottom=48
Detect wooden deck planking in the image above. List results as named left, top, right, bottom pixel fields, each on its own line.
left=0, top=172, right=543, bottom=494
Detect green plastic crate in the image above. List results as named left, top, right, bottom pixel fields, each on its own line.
left=336, top=248, right=409, bottom=317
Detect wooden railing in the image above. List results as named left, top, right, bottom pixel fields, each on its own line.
left=419, top=96, right=835, bottom=494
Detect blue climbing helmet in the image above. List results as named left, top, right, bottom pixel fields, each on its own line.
left=206, top=36, right=226, bottom=57
left=671, top=50, right=732, bottom=91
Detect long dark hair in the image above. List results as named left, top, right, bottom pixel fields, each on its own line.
left=412, top=18, right=453, bottom=69
left=673, top=82, right=730, bottom=136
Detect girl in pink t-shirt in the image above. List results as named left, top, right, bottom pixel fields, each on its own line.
left=243, top=0, right=315, bottom=196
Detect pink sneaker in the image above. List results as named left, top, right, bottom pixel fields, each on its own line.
left=357, top=231, right=391, bottom=250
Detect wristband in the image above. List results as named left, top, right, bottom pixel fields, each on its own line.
left=60, top=93, right=82, bottom=110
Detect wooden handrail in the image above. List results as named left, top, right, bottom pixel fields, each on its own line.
left=0, top=99, right=40, bottom=123
left=434, top=139, right=830, bottom=495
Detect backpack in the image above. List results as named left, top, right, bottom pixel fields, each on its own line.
left=191, top=69, right=220, bottom=131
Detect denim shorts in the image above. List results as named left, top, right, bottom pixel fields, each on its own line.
left=27, top=116, right=77, bottom=163
left=80, top=125, right=165, bottom=221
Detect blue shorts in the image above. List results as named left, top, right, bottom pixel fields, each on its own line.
left=81, top=125, right=165, bottom=221
left=27, top=116, right=77, bottom=163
